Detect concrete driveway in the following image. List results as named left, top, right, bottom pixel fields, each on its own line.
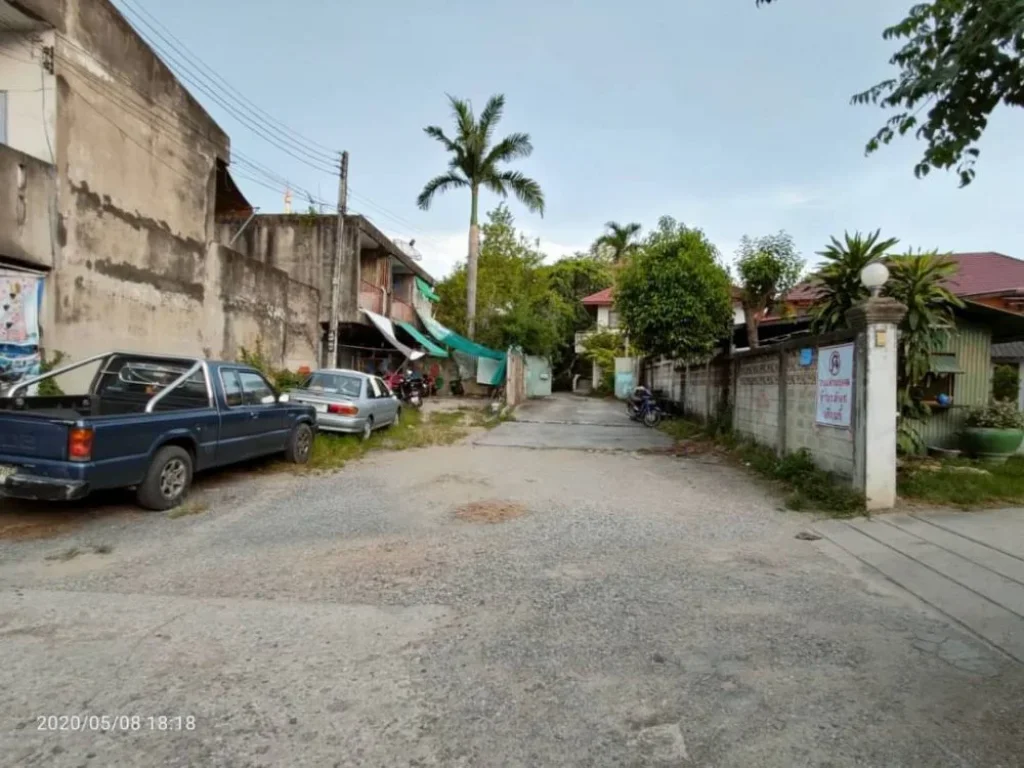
left=476, top=393, right=674, bottom=451
left=1, top=396, right=1022, bottom=766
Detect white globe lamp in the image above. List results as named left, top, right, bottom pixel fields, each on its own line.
left=860, top=262, right=890, bottom=297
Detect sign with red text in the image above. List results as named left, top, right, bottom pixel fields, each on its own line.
left=815, top=343, right=854, bottom=428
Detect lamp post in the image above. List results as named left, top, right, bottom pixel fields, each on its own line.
left=860, top=262, right=890, bottom=298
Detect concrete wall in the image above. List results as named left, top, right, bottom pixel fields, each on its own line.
left=0, top=143, right=56, bottom=269
left=44, top=0, right=232, bottom=369
left=645, top=330, right=858, bottom=480
left=0, top=29, right=57, bottom=164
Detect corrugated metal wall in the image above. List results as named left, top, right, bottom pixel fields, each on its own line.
left=916, top=320, right=992, bottom=449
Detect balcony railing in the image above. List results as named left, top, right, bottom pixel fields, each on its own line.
left=359, top=280, right=386, bottom=315
left=390, top=298, right=416, bottom=324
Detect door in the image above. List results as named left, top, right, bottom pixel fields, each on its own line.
left=217, top=369, right=255, bottom=463
left=373, top=376, right=399, bottom=424
left=238, top=370, right=289, bottom=453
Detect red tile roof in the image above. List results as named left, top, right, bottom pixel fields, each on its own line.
left=944, top=252, right=1024, bottom=297
left=581, top=287, right=614, bottom=306
left=782, top=251, right=1024, bottom=305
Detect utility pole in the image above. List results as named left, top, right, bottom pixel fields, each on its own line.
left=326, top=150, right=349, bottom=367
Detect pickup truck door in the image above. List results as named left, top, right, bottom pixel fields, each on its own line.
left=237, top=371, right=289, bottom=454
left=216, top=369, right=257, bottom=464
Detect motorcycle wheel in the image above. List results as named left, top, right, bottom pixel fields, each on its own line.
left=410, top=394, right=423, bottom=408
left=642, top=409, right=662, bottom=428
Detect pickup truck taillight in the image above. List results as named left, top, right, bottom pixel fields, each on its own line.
left=68, top=427, right=94, bottom=462
left=327, top=403, right=358, bottom=416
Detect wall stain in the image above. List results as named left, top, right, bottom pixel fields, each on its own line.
left=92, top=258, right=204, bottom=303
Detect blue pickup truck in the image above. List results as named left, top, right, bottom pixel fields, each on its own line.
left=0, top=352, right=317, bottom=510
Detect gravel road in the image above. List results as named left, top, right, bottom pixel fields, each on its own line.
left=1, top=395, right=1022, bottom=767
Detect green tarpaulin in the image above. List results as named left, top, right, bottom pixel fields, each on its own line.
left=397, top=321, right=449, bottom=358
left=416, top=307, right=506, bottom=386
left=416, top=277, right=440, bottom=303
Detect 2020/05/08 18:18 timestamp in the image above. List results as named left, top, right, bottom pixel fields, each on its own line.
left=37, top=715, right=196, bottom=732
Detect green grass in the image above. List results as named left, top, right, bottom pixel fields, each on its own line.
left=898, top=455, right=1024, bottom=509
left=658, top=417, right=866, bottom=517
left=303, top=407, right=492, bottom=471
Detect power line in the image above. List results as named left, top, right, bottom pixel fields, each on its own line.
left=116, top=0, right=337, bottom=156
left=114, top=1, right=339, bottom=170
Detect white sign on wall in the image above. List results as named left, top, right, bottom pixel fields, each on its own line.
left=816, top=343, right=854, bottom=428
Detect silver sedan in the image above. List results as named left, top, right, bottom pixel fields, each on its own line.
left=289, top=369, right=400, bottom=440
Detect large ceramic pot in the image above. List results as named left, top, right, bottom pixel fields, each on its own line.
left=961, top=427, right=1024, bottom=463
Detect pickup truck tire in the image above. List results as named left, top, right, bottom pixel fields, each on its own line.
left=285, top=423, right=314, bottom=464
left=137, top=446, right=193, bottom=511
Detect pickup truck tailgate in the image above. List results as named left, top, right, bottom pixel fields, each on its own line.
left=0, top=414, right=69, bottom=461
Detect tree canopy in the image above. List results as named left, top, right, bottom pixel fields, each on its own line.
left=594, top=221, right=642, bottom=263
left=735, top=231, right=803, bottom=348
left=615, top=217, right=734, bottom=361
left=434, top=206, right=611, bottom=366
left=760, top=0, right=1024, bottom=185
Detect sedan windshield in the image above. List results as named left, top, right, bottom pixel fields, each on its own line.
left=303, top=372, right=362, bottom=398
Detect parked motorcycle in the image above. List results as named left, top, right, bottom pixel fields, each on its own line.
left=384, top=371, right=423, bottom=409
left=627, top=386, right=662, bottom=428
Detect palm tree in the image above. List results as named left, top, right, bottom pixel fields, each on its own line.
left=417, top=94, right=544, bottom=337
left=595, top=221, right=642, bottom=263
left=810, top=230, right=900, bottom=332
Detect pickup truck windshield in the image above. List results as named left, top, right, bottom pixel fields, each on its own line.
left=96, top=356, right=209, bottom=409
left=303, top=372, right=362, bottom=398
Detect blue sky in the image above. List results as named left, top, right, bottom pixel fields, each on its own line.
left=114, top=0, right=1024, bottom=282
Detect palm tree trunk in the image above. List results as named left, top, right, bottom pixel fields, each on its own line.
left=466, top=185, right=480, bottom=338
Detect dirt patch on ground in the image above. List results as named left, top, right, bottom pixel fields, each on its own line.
left=453, top=500, right=527, bottom=524
left=642, top=439, right=723, bottom=458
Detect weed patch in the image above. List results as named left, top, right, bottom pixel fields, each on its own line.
left=899, top=455, right=1024, bottom=508
left=168, top=500, right=210, bottom=519
left=659, top=418, right=865, bottom=516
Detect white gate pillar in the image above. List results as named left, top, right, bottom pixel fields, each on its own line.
left=847, top=296, right=906, bottom=510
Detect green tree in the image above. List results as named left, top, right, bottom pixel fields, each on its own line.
left=615, top=219, right=733, bottom=361
left=810, top=230, right=900, bottom=333
left=417, top=94, right=545, bottom=338
left=759, top=0, right=1024, bottom=185
left=594, top=221, right=642, bottom=263
left=542, top=254, right=614, bottom=375
left=435, top=205, right=569, bottom=358
left=735, top=231, right=803, bottom=348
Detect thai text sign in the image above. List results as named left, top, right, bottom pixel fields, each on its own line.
left=816, top=343, right=854, bottom=428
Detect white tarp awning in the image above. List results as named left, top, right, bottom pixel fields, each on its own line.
left=361, top=308, right=426, bottom=361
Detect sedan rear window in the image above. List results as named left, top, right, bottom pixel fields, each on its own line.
left=303, top=373, right=362, bottom=398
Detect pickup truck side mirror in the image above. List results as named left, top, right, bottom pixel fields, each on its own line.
left=260, top=395, right=277, bottom=405
left=277, top=393, right=290, bottom=403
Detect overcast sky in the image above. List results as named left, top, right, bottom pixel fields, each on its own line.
left=114, top=0, right=1024, bottom=282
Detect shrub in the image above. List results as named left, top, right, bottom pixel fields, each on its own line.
left=993, top=364, right=1020, bottom=403
left=965, top=400, right=1024, bottom=430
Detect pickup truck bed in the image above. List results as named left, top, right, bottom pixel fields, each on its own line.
left=0, top=352, right=316, bottom=509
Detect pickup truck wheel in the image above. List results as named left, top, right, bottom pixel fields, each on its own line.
left=137, top=446, right=193, bottom=511
left=285, top=423, right=314, bottom=464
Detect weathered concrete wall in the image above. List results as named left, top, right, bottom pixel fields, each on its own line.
left=734, top=355, right=779, bottom=447
left=785, top=347, right=855, bottom=478
left=0, top=144, right=56, bottom=269
left=0, top=29, right=57, bottom=164
left=43, top=0, right=230, bottom=371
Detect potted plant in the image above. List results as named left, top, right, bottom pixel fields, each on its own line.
left=961, top=401, right=1024, bottom=463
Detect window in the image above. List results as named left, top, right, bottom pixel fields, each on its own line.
left=608, top=310, right=621, bottom=329
left=913, top=354, right=960, bottom=405
left=0, top=92, right=7, bottom=145
left=238, top=371, right=275, bottom=405
left=367, top=377, right=383, bottom=399
left=375, top=377, right=392, bottom=397
left=304, top=372, right=362, bottom=398
left=221, top=370, right=244, bottom=407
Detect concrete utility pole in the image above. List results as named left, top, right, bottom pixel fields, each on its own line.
left=326, top=150, right=349, bottom=367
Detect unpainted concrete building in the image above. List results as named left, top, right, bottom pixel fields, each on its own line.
left=0, top=0, right=319, bottom=389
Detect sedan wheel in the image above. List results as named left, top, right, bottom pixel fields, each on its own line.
left=362, top=418, right=373, bottom=441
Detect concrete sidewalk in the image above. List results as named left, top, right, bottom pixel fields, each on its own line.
left=815, top=509, right=1024, bottom=664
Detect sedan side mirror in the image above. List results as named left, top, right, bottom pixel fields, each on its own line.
left=278, top=393, right=290, bottom=403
